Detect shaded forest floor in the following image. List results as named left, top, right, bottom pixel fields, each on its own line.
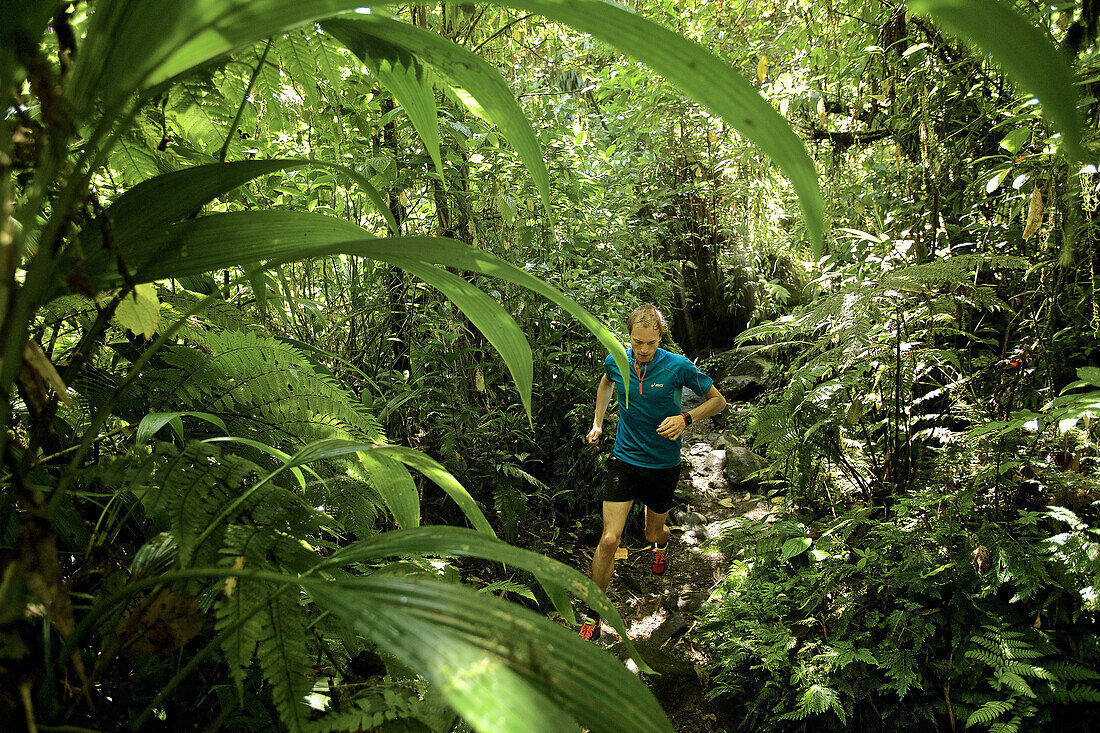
left=532, top=409, right=772, bottom=732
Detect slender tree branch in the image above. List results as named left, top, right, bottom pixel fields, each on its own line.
left=217, top=38, right=273, bottom=164
left=474, top=13, right=537, bottom=53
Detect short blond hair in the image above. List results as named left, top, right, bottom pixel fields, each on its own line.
left=626, top=303, right=668, bottom=336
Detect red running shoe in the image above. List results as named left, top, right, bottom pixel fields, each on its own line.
left=652, top=542, right=668, bottom=575
left=578, top=613, right=601, bottom=641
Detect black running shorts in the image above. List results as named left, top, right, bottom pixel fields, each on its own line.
left=603, top=457, right=681, bottom=514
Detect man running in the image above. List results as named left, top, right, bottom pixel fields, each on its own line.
left=579, top=303, right=727, bottom=640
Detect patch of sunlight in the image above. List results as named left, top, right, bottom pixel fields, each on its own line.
left=276, top=84, right=303, bottom=106
left=627, top=607, right=667, bottom=639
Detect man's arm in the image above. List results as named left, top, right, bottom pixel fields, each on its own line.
left=656, top=385, right=727, bottom=440
left=586, top=374, right=615, bottom=445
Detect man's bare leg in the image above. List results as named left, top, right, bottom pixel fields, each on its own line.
left=645, top=506, right=672, bottom=575
left=644, top=506, right=671, bottom=547
left=591, top=500, right=633, bottom=591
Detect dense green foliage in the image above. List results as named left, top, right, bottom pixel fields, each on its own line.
left=686, top=1, right=1100, bottom=730
left=3, top=0, right=1100, bottom=731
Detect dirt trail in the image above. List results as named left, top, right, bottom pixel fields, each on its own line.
left=565, top=427, right=775, bottom=733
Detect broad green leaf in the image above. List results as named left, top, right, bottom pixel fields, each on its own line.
left=324, top=22, right=443, bottom=176
left=999, top=127, right=1032, bottom=155
left=487, top=0, right=823, bottom=248
left=1077, top=367, right=1100, bottom=389
left=112, top=283, right=160, bottom=339
left=308, top=575, right=675, bottom=733
left=89, top=158, right=396, bottom=245
left=357, top=452, right=420, bottom=529
left=74, top=211, right=631, bottom=405
left=986, top=169, right=1010, bottom=194
left=781, top=536, right=812, bottom=561
left=78, top=211, right=367, bottom=288
left=908, top=0, right=1082, bottom=160
left=273, top=439, right=492, bottom=535
left=202, top=435, right=318, bottom=491
left=190, top=438, right=491, bottom=565
left=327, top=526, right=648, bottom=667
left=136, top=411, right=227, bottom=444
left=390, top=257, right=534, bottom=422
left=323, top=16, right=551, bottom=215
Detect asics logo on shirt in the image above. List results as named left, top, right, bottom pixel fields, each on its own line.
left=650, top=382, right=664, bottom=387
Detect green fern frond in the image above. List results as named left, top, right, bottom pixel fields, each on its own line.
left=1037, top=682, right=1100, bottom=704
left=880, top=647, right=920, bottom=697
left=987, top=714, right=1023, bottom=733
left=997, top=671, right=1036, bottom=698
left=479, top=579, right=537, bottom=602
left=775, top=683, right=846, bottom=725
left=965, top=699, right=1013, bottom=728
left=306, top=679, right=455, bottom=733
left=216, top=574, right=270, bottom=701
left=165, top=441, right=264, bottom=566
left=318, top=474, right=385, bottom=538
left=306, top=699, right=390, bottom=733
left=498, top=462, right=552, bottom=494
left=38, top=293, right=97, bottom=329
left=883, top=255, right=1027, bottom=291
left=223, top=521, right=324, bottom=576
left=257, top=592, right=314, bottom=733
left=493, top=483, right=527, bottom=543
left=159, top=287, right=266, bottom=338
left=968, top=638, right=1022, bottom=661
left=1001, top=660, right=1056, bottom=680
left=135, top=329, right=382, bottom=448
left=202, top=330, right=382, bottom=441
left=1044, top=661, right=1100, bottom=682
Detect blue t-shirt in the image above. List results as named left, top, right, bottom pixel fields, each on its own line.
left=603, top=347, right=715, bottom=469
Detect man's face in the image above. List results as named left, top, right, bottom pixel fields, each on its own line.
left=629, top=323, right=661, bottom=363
